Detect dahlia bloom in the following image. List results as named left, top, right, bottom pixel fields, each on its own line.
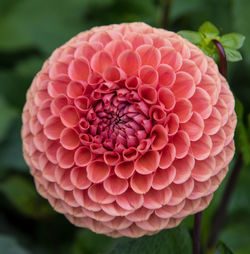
left=22, top=22, right=236, bottom=238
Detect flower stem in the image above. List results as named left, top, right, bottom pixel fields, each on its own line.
left=207, top=40, right=243, bottom=249
left=212, top=39, right=227, bottom=78
left=193, top=212, right=202, bottom=254
left=207, top=154, right=243, bottom=248
left=161, top=0, right=172, bottom=29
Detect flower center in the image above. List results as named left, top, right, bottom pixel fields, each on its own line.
left=82, top=88, right=151, bottom=153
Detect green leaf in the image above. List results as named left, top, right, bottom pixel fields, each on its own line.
left=72, top=229, right=114, bottom=254
left=224, top=48, right=243, bottom=62
left=0, top=175, right=53, bottom=218
left=220, top=33, right=245, bottom=49
left=215, top=242, right=234, bottom=254
left=233, top=0, right=250, bottom=65
left=199, top=21, right=219, bottom=37
left=108, top=227, right=192, bottom=254
left=0, top=97, right=17, bottom=142
left=0, top=234, right=30, bottom=254
left=178, top=30, right=202, bottom=44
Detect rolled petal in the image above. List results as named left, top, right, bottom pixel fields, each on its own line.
left=86, top=161, right=110, bottom=183
left=135, top=151, right=160, bottom=174
left=130, top=173, right=154, bottom=194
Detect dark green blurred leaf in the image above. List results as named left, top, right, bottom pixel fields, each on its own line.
left=0, top=175, right=53, bottom=218
left=0, top=118, right=28, bottom=171
left=72, top=229, right=114, bottom=254
left=235, top=99, right=250, bottom=165
left=0, top=0, right=88, bottom=53
left=224, top=48, right=242, bottom=62
left=215, top=242, right=234, bottom=254
left=199, top=21, right=219, bottom=37
left=0, top=97, right=17, bottom=142
left=178, top=31, right=202, bottom=44
left=0, top=234, right=30, bottom=254
left=108, top=227, right=192, bottom=254
left=220, top=33, right=245, bottom=49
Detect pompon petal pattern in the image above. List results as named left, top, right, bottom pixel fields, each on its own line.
left=22, top=22, right=236, bottom=238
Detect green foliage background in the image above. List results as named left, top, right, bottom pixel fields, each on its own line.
left=0, top=0, right=250, bottom=253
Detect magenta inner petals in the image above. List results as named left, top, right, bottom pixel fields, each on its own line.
left=22, top=22, right=236, bottom=238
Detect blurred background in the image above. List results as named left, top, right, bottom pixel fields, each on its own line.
left=0, top=0, right=250, bottom=253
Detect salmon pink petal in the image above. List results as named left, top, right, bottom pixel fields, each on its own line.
left=155, top=200, right=186, bottom=219
left=124, top=32, right=153, bottom=49
left=203, top=107, right=222, bottom=135
left=74, top=147, right=92, bottom=167
left=135, top=151, right=160, bottom=174
left=136, top=214, right=169, bottom=231
left=44, top=116, right=65, bottom=140
left=172, top=131, right=190, bottom=159
left=152, top=166, right=176, bottom=190
left=115, top=161, right=135, bottom=179
left=143, top=188, right=172, bottom=209
left=191, top=134, right=212, bottom=160
left=104, top=151, right=120, bottom=166
left=158, top=87, right=176, bottom=111
left=168, top=178, right=194, bottom=205
left=73, top=189, right=101, bottom=211
left=192, top=157, right=216, bottom=182
left=87, top=161, right=110, bottom=183
left=173, top=99, right=192, bottom=123
left=60, top=105, right=80, bottom=127
left=150, top=125, right=168, bottom=150
left=103, top=175, right=129, bottom=195
left=139, top=65, right=158, bottom=87
left=173, top=155, right=195, bottom=184
left=70, top=167, right=91, bottom=189
left=160, top=46, right=182, bottom=71
left=91, top=50, right=113, bottom=74
left=149, top=105, right=167, bottom=122
left=117, top=50, right=141, bottom=75
left=125, top=76, right=141, bottom=90
left=136, top=45, right=161, bottom=68
left=190, top=87, right=212, bottom=119
left=198, top=74, right=218, bottom=105
left=138, top=85, right=157, bottom=104
left=180, top=59, right=202, bottom=84
left=171, top=72, right=195, bottom=99
left=105, top=40, right=132, bottom=60
left=159, top=144, right=176, bottom=169
left=130, top=173, right=154, bottom=194
left=126, top=207, right=153, bottom=222
left=66, top=81, right=84, bottom=99
left=88, top=183, right=115, bottom=204
left=50, top=95, right=69, bottom=116
left=56, top=147, right=75, bottom=169
left=60, top=128, right=80, bottom=150
left=101, top=202, right=131, bottom=217
left=166, top=113, right=179, bottom=136
left=104, top=217, right=133, bottom=230
left=210, top=129, right=226, bottom=156
left=157, top=64, right=176, bottom=87
left=103, top=66, right=126, bottom=82
left=116, top=189, right=144, bottom=210
left=122, top=147, right=138, bottom=161
left=68, top=58, right=90, bottom=81
left=47, top=81, right=67, bottom=97
left=181, top=112, right=204, bottom=141
left=74, top=43, right=96, bottom=61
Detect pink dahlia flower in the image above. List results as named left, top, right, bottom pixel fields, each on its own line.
left=22, top=22, right=236, bottom=238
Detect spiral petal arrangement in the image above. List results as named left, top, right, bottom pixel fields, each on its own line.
left=22, top=22, right=236, bottom=238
